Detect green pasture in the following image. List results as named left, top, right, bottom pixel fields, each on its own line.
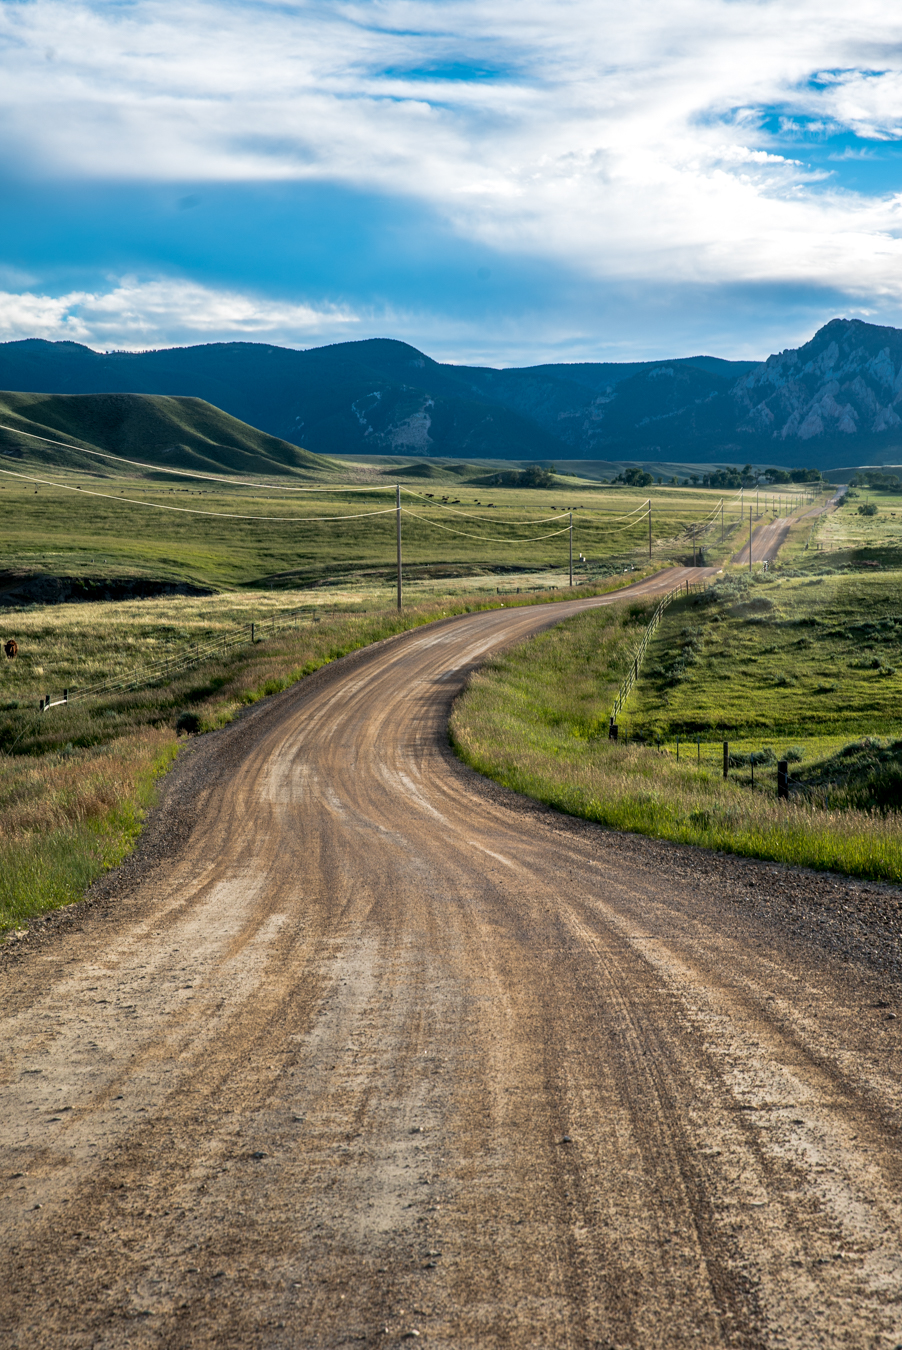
left=0, top=457, right=818, bottom=591
left=625, top=570, right=902, bottom=741
left=791, top=487, right=902, bottom=572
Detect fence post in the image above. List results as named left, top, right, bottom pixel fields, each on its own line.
left=777, top=760, right=789, bottom=799
left=63, top=689, right=68, bottom=704
left=609, top=720, right=618, bottom=740
left=723, top=741, right=729, bottom=778
left=251, top=622, right=255, bottom=644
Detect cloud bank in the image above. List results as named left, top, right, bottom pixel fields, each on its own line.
left=0, top=0, right=901, bottom=356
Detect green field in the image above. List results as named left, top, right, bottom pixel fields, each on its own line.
left=450, top=489, right=902, bottom=883
left=624, top=570, right=902, bottom=742
left=801, top=487, right=902, bottom=571
left=0, top=458, right=820, bottom=592
left=450, top=596, right=902, bottom=883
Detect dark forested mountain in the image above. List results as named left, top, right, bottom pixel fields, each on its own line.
left=1, top=320, right=902, bottom=468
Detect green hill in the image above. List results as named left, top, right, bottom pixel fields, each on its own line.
left=0, top=391, right=333, bottom=479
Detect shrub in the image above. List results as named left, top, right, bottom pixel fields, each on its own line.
left=175, top=710, right=201, bottom=736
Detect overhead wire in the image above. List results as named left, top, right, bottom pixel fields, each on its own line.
left=0, top=424, right=385, bottom=493
left=0, top=467, right=399, bottom=521
left=399, top=509, right=572, bottom=543
left=400, top=487, right=568, bottom=523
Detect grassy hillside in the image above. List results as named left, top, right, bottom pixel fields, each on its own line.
left=450, top=600, right=902, bottom=883
left=0, top=391, right=332, bottom=478
left=626, top=571, right=902, bottom=740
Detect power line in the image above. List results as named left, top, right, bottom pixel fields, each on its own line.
left=401, top=487, right=568, bottom=523
left=0, top=423, right=383, bottom=493
left=400, top=509, right=572, bottom=543
left=0, top=466, right=399, bottom=522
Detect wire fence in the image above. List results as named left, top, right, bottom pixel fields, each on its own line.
left=37, top=603, right=367, bottom=712
left=609, top=577, right=710, bottom=727
left=614, top=734, right=844, bottom=805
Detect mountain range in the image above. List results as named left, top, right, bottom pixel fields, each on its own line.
left=1, top=318, right=901, bottom=469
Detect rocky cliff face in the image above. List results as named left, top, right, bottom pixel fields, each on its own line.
left=732, top=319, right=902, bottom=443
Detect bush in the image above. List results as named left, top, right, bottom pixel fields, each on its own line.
left=728, top=747, right=776, bottom=768
left=175, top=710, right=201, bottom=736
left=857, top=503, right=878, bottom=516
left=783, top=746, right=804, bottom=763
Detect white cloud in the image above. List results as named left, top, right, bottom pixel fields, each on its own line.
left=0, top=0, right=902, bottom=300
left=0, top=278, right=359, bottom=347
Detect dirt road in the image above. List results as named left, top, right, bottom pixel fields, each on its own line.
left=3, top=565, right=902, bottom=1350
left=732, top=490, right=846, bottom=567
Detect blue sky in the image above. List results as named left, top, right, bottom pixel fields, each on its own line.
left=0, top=0, right=901, bottom=366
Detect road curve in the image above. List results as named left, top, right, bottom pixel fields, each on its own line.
left=3, top=565, right=902, bottom=1350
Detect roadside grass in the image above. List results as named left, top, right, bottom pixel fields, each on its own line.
left=0, top=574, right=645, bottom=932
left=798, top=488, right=902, bottom=572
left=0, top=732, right=177, bottom=931
left=450, top=599, right=902, bottom=884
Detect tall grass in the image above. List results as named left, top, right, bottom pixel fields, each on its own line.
left=450, top=604, right=902, bottom=884
left=0, top=732, right=177, bottom=930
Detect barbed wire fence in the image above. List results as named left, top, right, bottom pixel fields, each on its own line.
left=37, top=603, right=367, bottom=712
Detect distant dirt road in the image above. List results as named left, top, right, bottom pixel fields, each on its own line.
left=732, top=489, right=846, bottom=567
left=3, top=564, right=902, bottom=1350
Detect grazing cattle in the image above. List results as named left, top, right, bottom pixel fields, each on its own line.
left=4, top=639, right=17, bottom=660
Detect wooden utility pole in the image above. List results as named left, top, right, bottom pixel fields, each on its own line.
left=749, top=506, right=753, bottom=573
left=396, top=484, right=402, bottom=611
left=720, top=498, right=724, bottom=543
left=648, top=499, right=652, bottom=558
left=569, top=512, right=573, bottom=587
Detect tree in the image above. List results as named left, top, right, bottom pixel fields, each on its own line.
left=517, top=464, right=555, bottom=488
left=614, top=467, right=654, bottom=487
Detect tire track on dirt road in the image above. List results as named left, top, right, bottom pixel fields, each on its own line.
left=2, top=564, right=902, bottom=1349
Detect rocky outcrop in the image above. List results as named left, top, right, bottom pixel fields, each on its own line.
left=732, top=319, right=902, bottom=443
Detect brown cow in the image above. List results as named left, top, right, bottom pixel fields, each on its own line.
left=4, top=639, right=17, bottom=659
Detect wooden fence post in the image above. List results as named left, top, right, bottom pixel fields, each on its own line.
left=723, top=742, right=729, bottom=778
left=777, top=760, right=789, bottom=799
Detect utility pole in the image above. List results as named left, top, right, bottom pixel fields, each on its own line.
left=749, top=506, right=753, bottom=573
left=569, top=511, right=573, bottom=586
left=720, top=498, right=724, bottom=544
left=647, top=499, right=652, bottom=558
left=396, top=484, right=402, bottom=611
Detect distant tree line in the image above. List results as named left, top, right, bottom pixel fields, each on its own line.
left=693, top=465, right=824, bottom=489
left=482, top=463, right=556, bottom=488
left=610, top=464, right=825, bottom=490
left=849, top=470, right=902, bottom=492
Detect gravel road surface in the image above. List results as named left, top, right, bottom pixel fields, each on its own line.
left=733, top=490, right=845, bottom=567
left=2, top=565, right=901, bottom=1350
